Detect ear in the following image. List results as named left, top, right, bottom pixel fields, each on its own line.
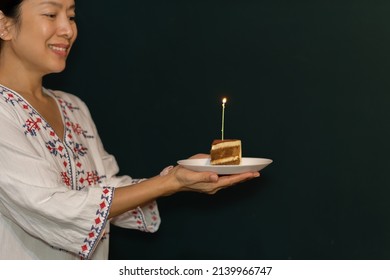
left=0, top=11, right=12, bottom=40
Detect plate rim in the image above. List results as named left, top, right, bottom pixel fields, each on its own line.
left=177, top=157, right=273, bottom=174
left=177, top=157, right=273, bottom=167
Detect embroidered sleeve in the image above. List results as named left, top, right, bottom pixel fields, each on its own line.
left=110, top=199, right=160, bottom=232
left=76, top=97, right=161, bottom=233
left=109, top=178, right=161, bottom=232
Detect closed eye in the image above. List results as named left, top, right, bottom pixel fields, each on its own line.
left=44, top=14, right=57, bottom=19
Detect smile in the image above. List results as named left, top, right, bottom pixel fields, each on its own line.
left=49, top=45, right=68, bottom=52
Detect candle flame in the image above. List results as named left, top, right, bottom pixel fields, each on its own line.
left=222, top=98, right=227, bottom=104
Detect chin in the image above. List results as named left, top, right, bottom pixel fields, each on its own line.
left=52, top=68, right=66, bottom=74
left=50, top=64, right=67, bottom=73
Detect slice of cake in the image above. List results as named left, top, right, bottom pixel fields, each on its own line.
left=210, top=139, right=242, bottom=165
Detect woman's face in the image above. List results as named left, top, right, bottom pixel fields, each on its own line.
left=9, top=0, right=77, bottom=75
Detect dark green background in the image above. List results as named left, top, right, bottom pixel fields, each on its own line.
left=45, top=0, right=390, bottom=259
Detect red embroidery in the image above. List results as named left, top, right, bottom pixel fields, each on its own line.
left=24, top=117, right=43, bottom=136
left=61, top=172, right=71, bottom=187
left=46, top=141, right=65, bottom=158
left=0, top=87, right=116, bottom=259
left=72, top=123, right=83, bottom=135
left=79, top=186, right=112, bottom=258
left=79, top=171, right=99, bottom=187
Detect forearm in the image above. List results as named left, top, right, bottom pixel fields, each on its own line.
left=108, top=174, right=176, bottom=219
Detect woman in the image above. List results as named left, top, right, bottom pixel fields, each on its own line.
left=0, top=0, right=260, bottom=259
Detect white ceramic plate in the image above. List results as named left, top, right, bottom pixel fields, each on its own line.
left=177, top=157, right=273, bottom=175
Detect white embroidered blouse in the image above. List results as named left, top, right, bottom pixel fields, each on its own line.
left=0, top=84, right=161, bottom=260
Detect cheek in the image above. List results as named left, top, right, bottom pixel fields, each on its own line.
left=22, top=24, right=53, bottom=44
left=40, top=25, right=54, bottom=38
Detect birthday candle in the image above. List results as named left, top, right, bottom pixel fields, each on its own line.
left=221, top=98, right=227, bottom=140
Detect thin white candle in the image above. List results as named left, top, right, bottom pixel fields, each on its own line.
left=221, top=98, right=227, bottom=140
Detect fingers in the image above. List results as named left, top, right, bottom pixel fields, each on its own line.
left=173, top=164, right=261, bottom=195
left=188, top=170, right=219, bottom=183
left=218, top=171, right=260, bottom=184
left=188, top=153, right=209, bottom=159
left=210, top=172, right=260, bottom=191
left=181, top=170, right=260, bottom=194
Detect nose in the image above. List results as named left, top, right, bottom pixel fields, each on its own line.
left=58, top=16, right=77, bottom=40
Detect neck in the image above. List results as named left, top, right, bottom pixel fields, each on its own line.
left=0, top=75, right=44, bottom=99
left=0, top=50, right=44, bottom=99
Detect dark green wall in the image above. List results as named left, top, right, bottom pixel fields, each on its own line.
left=44, top=0, right=390, bottom=259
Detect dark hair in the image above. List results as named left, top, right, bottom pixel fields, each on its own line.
left=0, top=0, right=23, bottom=19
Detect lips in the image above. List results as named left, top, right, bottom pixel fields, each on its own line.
left=48, top=44, right=70, bottom=56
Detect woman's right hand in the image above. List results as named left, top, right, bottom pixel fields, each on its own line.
left=109, top=158, right=260, bottom=218
left=164, top=164, right=260, bottom=195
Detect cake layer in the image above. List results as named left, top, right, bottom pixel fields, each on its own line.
left=210, top=139, right=242, bottom=165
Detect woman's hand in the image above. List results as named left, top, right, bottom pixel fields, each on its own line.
left=188, top=153, right=209, bottom=159
left=109, top=154, right=260, bottom=218
left=164, top=161, right=260, bottom=195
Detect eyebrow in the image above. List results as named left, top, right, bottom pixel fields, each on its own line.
left=39, top=1, right=75, bottom=10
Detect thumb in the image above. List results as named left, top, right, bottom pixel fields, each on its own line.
left=188, top=171, right=219, bottom=183
left=202, top=172, right=219, bottom=183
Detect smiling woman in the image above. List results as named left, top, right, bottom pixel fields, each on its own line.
left=4, top=0, right=76, bottom=74
left=0, top=0, right=260, bottom=260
